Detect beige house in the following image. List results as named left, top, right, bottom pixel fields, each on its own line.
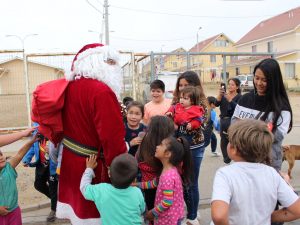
left=229, top=6, right=300, bottom=87
left=173, top=33, right=237, bottom=82
left=0, top=57, right=64, bottom=94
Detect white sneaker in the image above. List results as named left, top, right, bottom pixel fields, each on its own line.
left=186, top=218, right=200, bottom=225
left=210, top=151, right=221, bottom=156
left=197, top=212, right=201, bottom=221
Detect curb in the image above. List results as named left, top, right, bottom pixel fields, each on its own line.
left=20, top=188, right=300, bottom=213
left=21, top=200, right=51, bottom=213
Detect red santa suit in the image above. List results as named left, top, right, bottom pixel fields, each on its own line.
left=167, top=103, right=204, bottom=129
left=31, top=44, right=127, bottom=224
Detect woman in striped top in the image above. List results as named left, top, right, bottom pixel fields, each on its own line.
left=133, top=137, right=192, bottom=225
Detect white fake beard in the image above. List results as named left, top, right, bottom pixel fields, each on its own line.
left=65, top=52, right=123, bottom=99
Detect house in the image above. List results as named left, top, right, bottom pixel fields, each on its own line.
left=173, top=33, right=237, bottom=82
left=160, top=47, right=186, bottom=72
left=231, top=6, right=300, bottom=87
left=0, top=57, right=65, bottom=94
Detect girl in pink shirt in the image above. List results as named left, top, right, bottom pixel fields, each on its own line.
left=133, top=137, right=193, bottom=225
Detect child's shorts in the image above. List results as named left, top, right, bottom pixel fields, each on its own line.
left=0, top=206, right=22, bottom=225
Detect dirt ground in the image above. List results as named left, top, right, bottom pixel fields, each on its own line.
left=4, top=89, right=300, bottom=208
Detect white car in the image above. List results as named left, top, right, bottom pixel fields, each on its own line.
left=236, top=74, right=254, bottom=92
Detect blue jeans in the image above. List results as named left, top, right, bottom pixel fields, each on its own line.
left=184, top=146, right=205, bottom=220
left=204, top=132, right=217, bottom=152
left=173, top=131, right=193, bottom=145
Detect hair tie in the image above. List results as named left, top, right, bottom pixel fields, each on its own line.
left=177, top=138, right=182, bottom=142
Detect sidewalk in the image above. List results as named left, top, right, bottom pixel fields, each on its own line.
left=17, top=126, right=300, bottom=224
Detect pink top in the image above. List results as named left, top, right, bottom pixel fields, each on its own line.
left=144, top=98, right=172, bottom=124
left=154, top=167, right=185, bottom=225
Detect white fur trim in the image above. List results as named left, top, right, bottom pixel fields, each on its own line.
left=64, top=46, right=123, bottom=99
left=56, top=201, right=101, bottom=225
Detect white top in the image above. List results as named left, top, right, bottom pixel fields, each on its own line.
left=211, top=162, right=299, bottom=225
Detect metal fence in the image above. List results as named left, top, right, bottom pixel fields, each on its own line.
left=0, top=49, right=277, bottom=131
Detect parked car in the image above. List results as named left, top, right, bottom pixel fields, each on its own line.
left=142, top=72, right=181, bottom=103
left=236, top=74, right=254, bottom=92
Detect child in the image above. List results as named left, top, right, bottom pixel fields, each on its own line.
left=137, top=115, right=174, bottom=225
left=80, top=154, right=145, bottom=225
left=204, top=96, right=220, bottom=156
left=125, top=101, right=148, bottom=157
left=0, top=132, right=40, bottom=225
left=143, top=80, right=172, bottom=125
left=23, top=123, right=58, bottom=222
left=133, top=137, right=193, bottom=225
left=211, top=119, right=300, bottom=225
left=166, top=86, right=204, bottom=144
left=123, top=96, right=134, bottom=106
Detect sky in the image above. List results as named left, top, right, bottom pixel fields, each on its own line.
left=1, top=0, right=299, bottom=54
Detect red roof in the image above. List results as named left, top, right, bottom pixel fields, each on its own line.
left=161, top=47, right=185, bottom=62
left=235, top=6, right=300, bottom=46
left=188, top=34, right=221, bottom=52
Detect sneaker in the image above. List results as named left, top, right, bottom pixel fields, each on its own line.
left=197, top=212, right=201, bottom=221
left=210, top=151, right=221, bottom=156
left=186, top=218, right=200, bottom=225
left=46, top=210, right=56, bottom=222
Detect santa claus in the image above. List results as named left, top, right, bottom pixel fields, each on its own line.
left=31, top=44, right=128, bottom=224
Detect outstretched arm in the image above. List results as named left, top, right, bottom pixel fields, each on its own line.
left=271, top=199, right=300, bottom=223
left=0, top=126, right=38, bottom=147
left=9, top=132, right=40, bottom=169
left=137, top=177, right=158, bottom=189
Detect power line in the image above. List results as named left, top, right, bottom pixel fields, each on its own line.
left=110, top=5, right=273, bottom=19
left=86, top=0, right=102, bottom=13
left=110, top=36, right=207, bottom=42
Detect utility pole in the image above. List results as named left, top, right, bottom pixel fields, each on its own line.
left=104, top=0, right=109, bottom=45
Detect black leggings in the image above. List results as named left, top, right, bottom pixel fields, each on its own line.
left=35, top=161, right=58, bottom=211
left=220, top=118, right=231, bottom=164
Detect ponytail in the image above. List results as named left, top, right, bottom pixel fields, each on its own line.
left=165, top=137, right=193, bottom=184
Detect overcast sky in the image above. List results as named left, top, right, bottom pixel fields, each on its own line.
left=1, top=0, right=299, bottom=54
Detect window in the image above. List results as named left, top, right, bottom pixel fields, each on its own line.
left=268, top=42, right=273, bottom=52
left=250, top=66, right=254, bottom=74
left=252, top=45, right=257, bottom=52
left=230, top=56, right=237, bottom=62
left=214, top=40, right=229, bottom=47
left=236, top=67, right=240, bottom=76
left=174, top=62, right=177, bottom=68
left=192, top=57, right=195, bottom=64
left=210, top=55, right=216, bottom=63
left=285, top=63, right=295, bottom=78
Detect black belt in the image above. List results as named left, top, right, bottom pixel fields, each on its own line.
left=63, top=136, right=104, bottom=158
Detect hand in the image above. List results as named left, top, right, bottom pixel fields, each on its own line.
left=174, top=124, right=178, bottom=131
left=130, top=182, right=139, bottom=187
left=0, top=206, right=10, bottom=216
left=44, top=145, right=49, bottom=154
left=22, top=126, right=39, bottom=137
left=218, top=88, right=225, bottom=96
left=130, top=137, right=142, bottom=147
left=217, top=131, right=220, bottom=134
left=279, top=171, right=290, bottom=183
left=282, top=145, right=290, bottom=150
left=23, top=162, right=29, bottom=167
left=187, top=123, right=192, bottom=130
left=165, top=112, right=172, bottom=117
left=86, top=154, right=98, bottom=170
left=145, top=210, right=155, bottom=221
left=224, top=92, right=232, bottom=102
left=28, top=132, right=40, bottom=145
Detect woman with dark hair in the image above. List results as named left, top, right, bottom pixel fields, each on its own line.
left=214, top=77, right=242, bottom=165
left=232, top=58, right=292, bottom=172
left=170, top=71, right=209, bottom=225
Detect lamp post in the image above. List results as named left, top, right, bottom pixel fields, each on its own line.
left=161, top=45, right=164, bottom=72
left=197, top=27, right=202, bottom=78
left=6, top=34, right=38, bottom=129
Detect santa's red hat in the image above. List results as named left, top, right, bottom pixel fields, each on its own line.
left=71, top=43, right=104, bottom=71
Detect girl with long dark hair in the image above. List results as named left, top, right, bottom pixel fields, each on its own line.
left=232, top=58, right=292, bottom=171
left=171, top=71, right=208, bottom=225
left=214, top=78, right=242, bottom=165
